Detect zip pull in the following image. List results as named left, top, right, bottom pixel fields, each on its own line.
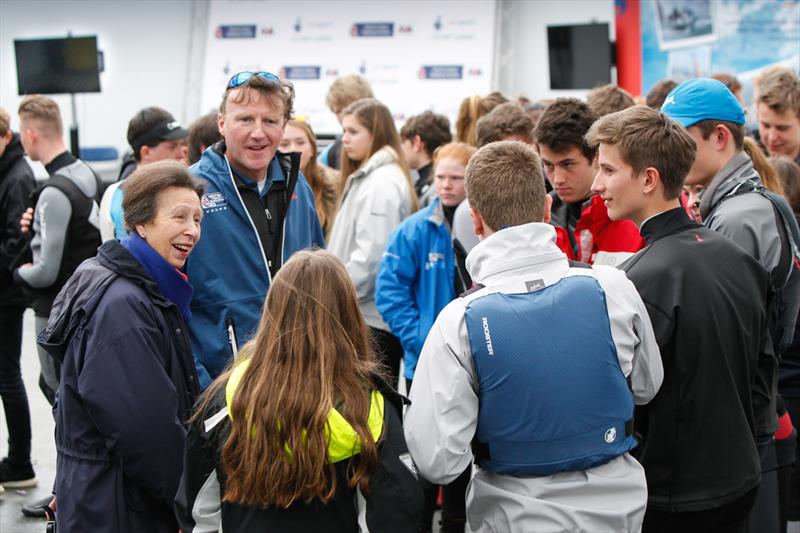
left=264, top=208, right=272, bottom=220
left=226, top=318, right=239, bottom=358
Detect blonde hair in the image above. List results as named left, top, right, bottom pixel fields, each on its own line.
left=18, top=95, right=62, bottom=136
left=465, top=141, right=546, bottom=230
left=743, top=137, right=786, bottom=197
left=197, top=250, right=383, bottom=508
left=455, top=92, right=507, bottom=146
left=0, top=107, right=9, bottom=136
left=757, top=70, right=800, bottom=120
left=325, top=75, right=373, bottom=113
left=338, top=99, right=418, bottom=212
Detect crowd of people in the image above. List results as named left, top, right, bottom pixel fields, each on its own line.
left=0, top=64, right=799, bottom=533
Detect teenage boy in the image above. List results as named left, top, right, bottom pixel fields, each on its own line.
left=757, top=70, right=800, bottom=164
left=405, top=140, right=663, bottom=532
left=100, top=107, right=188, bottom=241
left=14, top=94, right=101, bottom=516
left=588, top=105, right=772, bottom=532
left=534, top=98, right=644, bottom=266
left=0, top=107, right=37, bottom=495
left=663, top=77, right=800, bottom=533
left=399, top=110, right=452, bottom=206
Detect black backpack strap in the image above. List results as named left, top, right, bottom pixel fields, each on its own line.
left=568, top=259, right=592, bottom=269
left=459, top=283, right=485, bottom=298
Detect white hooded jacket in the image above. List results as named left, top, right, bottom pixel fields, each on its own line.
left=405, top=222, right=663, bottom=533
left=327, top=146, right=413, bottom=331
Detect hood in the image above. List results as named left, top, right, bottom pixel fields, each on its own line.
left=225, top=358, right=386, bottom=463
left=0, top=134, right=26, bottom=177
left=699, top=151, right=762, bottom=220
left=466, top=223, right=564, bottom=284
left=37, top=241, right=169, bottom=360
left=351, top=146, right=401, bottom=180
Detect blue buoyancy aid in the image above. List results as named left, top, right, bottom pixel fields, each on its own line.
left=464, top=274, right=636, bottom=476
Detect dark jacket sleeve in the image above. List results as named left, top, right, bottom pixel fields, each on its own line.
left=175, top=396, right=225, bottom=532
left=0, top=160, right=35, bottom=270
left=77, top=297, right=187, bottom=508
left=364, top=397, right=424, bottom=532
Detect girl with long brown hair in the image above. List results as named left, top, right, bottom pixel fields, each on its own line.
left=327, top=98, right=418, bottom=388
left=176, top=249, right=422, bottom=532
left=279, top=119, right=339, bottom=236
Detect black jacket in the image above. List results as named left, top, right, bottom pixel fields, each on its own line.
left=175, top=376, right=424, bottom=532
left=0, top=134, right=36, bottom=306
left=38, top=240, right=199, bottom=533
left=622, top=208, right=772, bottom=512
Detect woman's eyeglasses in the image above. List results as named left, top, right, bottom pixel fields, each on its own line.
left=227, top=71, right=280, bottom=89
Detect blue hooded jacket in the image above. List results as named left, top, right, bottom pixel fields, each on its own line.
left=376, top=199, right=461, bottom=380
left=187, top=144, right=324, bottom=388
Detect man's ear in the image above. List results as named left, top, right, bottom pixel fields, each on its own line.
left=714, top=124, right=732, bottom=151
left=217, top=112, right=225, bottom=137
left=642, top=167, right=660, bottom=195
left=543, top=194, right=553, bottom=224
left=413, top=134, right=425, bottom=153
left=469, top=206, right=484, bottom=238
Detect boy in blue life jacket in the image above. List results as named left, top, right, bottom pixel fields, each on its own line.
left=404, top=140, right=663, bottom=533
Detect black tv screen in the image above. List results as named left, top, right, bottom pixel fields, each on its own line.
left=548, top=23, right=612, bottom=90
left=15, top=36, right=101, bottom=95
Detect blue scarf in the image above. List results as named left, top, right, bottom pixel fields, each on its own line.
left=121, top=233, right=193, bottom=323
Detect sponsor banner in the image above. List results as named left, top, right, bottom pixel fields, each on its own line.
left=351, top=22, right=394, bottom=37
left=215, top=25, right=256, bottom=39
left=281, top=66, right=322, bottom=80
left=419, top=65, right=463, bottom=80
left=202, top=1, right=497, bottom=134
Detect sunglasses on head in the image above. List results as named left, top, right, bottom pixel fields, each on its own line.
left=227, top=71, right=280, bottom=89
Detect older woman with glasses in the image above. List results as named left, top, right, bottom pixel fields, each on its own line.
left=38, top=161, right=204, bottom=532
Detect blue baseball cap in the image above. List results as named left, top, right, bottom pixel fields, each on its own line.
left=661, top=78, right=745, bottom=128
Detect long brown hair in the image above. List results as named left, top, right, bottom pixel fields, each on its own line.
left=338, top=98, right=418, bottom=212
left=743, top=137, right=786, bottom=197
left=287, top=119, right=338, bottom=235
left=197, top=250, right=383, bottom=508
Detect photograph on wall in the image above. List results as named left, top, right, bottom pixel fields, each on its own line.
left=655, top=0, right=717, bottom=50
left=666, top=45, right=712, bottom=82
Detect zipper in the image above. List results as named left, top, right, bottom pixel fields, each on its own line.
left=226, top=317, right=239, bottom=358
left=224, top=155, right=272, bottom=285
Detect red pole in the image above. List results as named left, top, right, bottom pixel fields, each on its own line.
left=615, top=0, right=642, bottom=96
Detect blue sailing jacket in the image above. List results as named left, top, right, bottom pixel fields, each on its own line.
left=186, top=145, right=324, bottom=388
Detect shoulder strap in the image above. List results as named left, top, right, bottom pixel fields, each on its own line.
left=459, top=283, right=485, bottom=298
left=568, top=259, right=592, bottom=269
left=39, top=175, right=93, bottom=219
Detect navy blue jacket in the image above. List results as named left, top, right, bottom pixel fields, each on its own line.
left=38, top=241, right=199, bottom=533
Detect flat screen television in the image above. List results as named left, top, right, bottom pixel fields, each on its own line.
left=548, top=23, right=612, bottom=90
left=15, top=36, right=101, bottom=95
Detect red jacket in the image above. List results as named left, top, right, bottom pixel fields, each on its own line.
left=550, top=193, right=645, bottom=266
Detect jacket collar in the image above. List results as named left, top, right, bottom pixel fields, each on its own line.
left=0, top=134, right=25, bottom=177
left=699, top=151, right=762, bottom=220
left=351, top=146, right=399, bottom=180
left=466, top=223, right=565, bottom=284
left=639, top=207, right=699, bottom=245
left=45, top=151, right=76, bottom=175
left=121, top=233, right=194, bottom=322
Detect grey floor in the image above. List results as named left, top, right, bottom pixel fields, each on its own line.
left=0, top=309, right=57, bottom=533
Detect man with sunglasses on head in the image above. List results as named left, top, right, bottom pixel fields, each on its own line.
left=186, top=71, right=324, bottom=389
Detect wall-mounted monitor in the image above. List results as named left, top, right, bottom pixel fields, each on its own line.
left=15, top=35, right=101, bottom=95
left=548, top=23, right=612, bottom=90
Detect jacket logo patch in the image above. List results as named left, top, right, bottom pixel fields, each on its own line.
left=201, top=192, right=228, bottom=213
left=604, top=427, right=616, bottom=443
left=398, top=452, right=418, bottom=479
left=525, top=279, right=545, bottom=292
left=482, top=317, right=494, bottom=356
left=425, top=252, right=444, bottom=270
